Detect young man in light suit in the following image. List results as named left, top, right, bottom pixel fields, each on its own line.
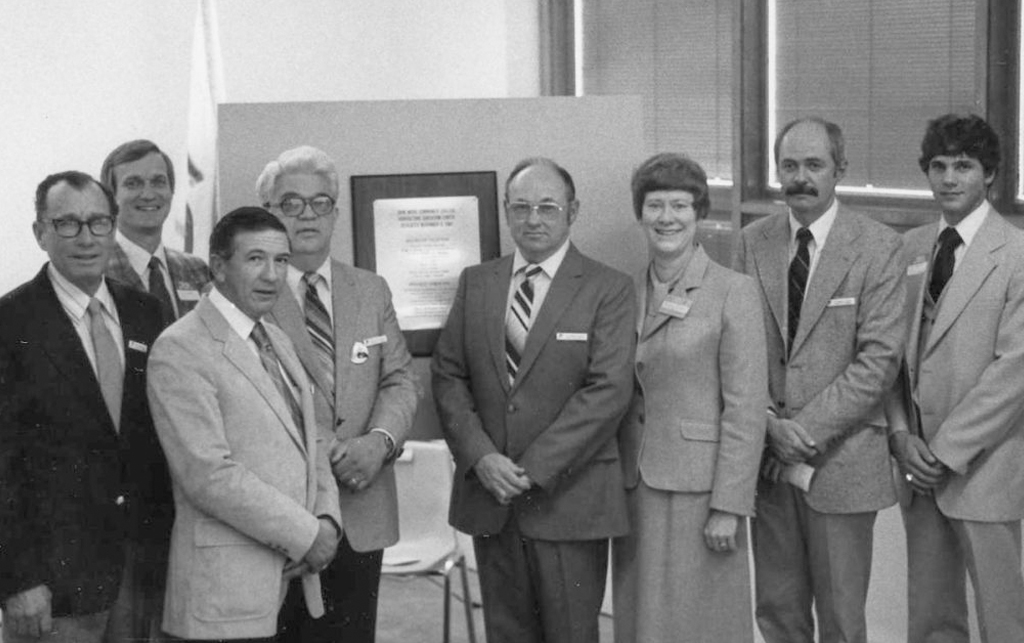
left=102, top=139, right=210, bottom=326
left=147, top=208, right=340, bottom=642
left=257, top=146, right=421, bottom=643
left=734, top=117, right=906, bottom=643
left=889, top=114, right=1024, bottom=643
left=432, top=158, right=636, bottom=643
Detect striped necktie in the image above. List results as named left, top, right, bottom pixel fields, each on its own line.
left=505, top=264, right=542, bottom=385
left=303, top=272, right=335, bottom=397
left=251, top=321, right=304, bottom=433
left=87, top=298, right=123, bottom=431
left=788, top=227, right=813, bottom=356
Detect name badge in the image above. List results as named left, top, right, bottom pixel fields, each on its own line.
left=907, top=260, right=928, bottom=276
left=176, top=288, right=201, bottom=301
left=659, top=295, right=692, bottom=318
left=128, top=340, right=148, bottom=353
left=364, top=334, right=388, bottom=347
left=351, top=342, right=369, bottom=364
left=556, top=332, right=588, bottom=342
left=827, top=297, right=856, bottom=308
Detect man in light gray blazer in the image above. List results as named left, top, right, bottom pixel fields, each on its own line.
left=889, top=114, right=1024, bottom=643
left=257, top=145, right=421, bottom=643
left=147, top=208, right=341, bottom=641
left=734, top=117, right=905, bottom=643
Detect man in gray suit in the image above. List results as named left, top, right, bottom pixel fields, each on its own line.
left=890, top=114, right=1024, bottom=643
left=735, top=117, right=905, bottom=643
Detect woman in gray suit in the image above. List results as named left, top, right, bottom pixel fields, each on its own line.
left=612, top=153, right=768, bottom=642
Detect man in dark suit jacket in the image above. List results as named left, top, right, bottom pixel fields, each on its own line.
left=101, top=139, right=210, bottom=326
left=432, top=158, right=636, bottom=643
left=735, top=117, right=905, bottom=643
left=259, top=146, right=421, bottom=643
left=0, top=171, right=170, bottom=643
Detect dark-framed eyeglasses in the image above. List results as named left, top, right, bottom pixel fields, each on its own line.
left=506, top=201, right=566, bottom=219
left=48, top=216, right=116, bottom=238
left=267, top=195, right=336, bottom=218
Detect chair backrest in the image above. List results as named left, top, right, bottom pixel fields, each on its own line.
left=393, top=440, right=457, bottom=546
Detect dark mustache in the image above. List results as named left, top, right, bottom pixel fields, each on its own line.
left=785, top=184, right=819, bottom=197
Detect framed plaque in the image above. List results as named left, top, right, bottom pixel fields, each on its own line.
left=351, top=171, right=500, bottom=356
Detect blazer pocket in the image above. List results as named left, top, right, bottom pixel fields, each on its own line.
left=192, top=520, right=281, bottom=622
left=679, top=420, right=719, bottom=443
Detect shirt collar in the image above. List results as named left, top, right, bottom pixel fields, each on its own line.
left=512, top=238, right=571, bottom=280
left=789, top=198, right=839, bottom=247
left=47, top=263, right=118, bottom=322
left=117, top=230, right=167, bottom=274
left=939, top=199, right=990, bottom=248
left=209, top=285, right=259, bottom=341
left=287, top=258, right=332, bottom=295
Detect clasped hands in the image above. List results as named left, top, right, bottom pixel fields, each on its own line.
left=3, top=584, right=52, bottom=638
left=890, top=432, right=950, bottom=494
left=761, top=416, right=817, bottom=482
left=330, top=433, right=388, bottom=493
left=284, top=517, right=340, bottom=580
left=474, top=453, right=532, bottom=505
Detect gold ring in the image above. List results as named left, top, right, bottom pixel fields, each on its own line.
left=905, top=473, right=914, bottom=482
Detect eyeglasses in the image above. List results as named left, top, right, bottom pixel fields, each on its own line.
left=506, top=201, right=566, bottom=219
left=48, top=216, right=116, bottom=238
left=267, top=195, right=336, bottom=218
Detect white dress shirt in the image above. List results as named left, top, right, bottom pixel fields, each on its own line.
left=48, top=265, right=125, bottom=374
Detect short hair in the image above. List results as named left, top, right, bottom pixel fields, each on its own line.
left=100, top=139, right=176, bottom=195
left=35, top=170, right=118, bottom=221
left=631, top=153, right=710, bottom=220
left=256, top=145, right=340, bottom=205
left=774, top=116, right=847, bottom=169
left=504, top=157, right=577, bottom=203
left=209, top=207, right=288, bottom=261
left=918, top=113, right=1001, bottom=177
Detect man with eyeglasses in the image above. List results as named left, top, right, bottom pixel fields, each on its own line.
left=0, top=171, right=170, bottom=643
left=256, top=146, right=420, bottom=643
left=432, top=157, right=636, bottom=643
left=102, top=139, right=211, bottom=327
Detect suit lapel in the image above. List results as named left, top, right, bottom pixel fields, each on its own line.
left=331, top=262, right=360, bottom=413
left=902, top=226, right=935, bottom=385
left=110, top=284, right=152, bottom=429
left=486, top=256, right=515, bottom=393
left=639, top=246, right=709, bottom=342
left=108, top=243, right=146, bottom=291
left=269, top=281, right=335, bottom=416
left=751, top=215, right=789, bottom=342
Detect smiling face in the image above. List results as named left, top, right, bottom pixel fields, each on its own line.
left=112, top=151, right=173, bottom=239
left=926, top=154, right=993, bottom=226
left=505, top=164, right=577, bottom=263
left=641, top=189, right=698, bottom=262
left=777, top=121, right=845, bottom=224
left=210, top=228, right=291, bottom=320
left=33, top=181, right=116, bottom=295
left=267, top=171, right=337, bottom=268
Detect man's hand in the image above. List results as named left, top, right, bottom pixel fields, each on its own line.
left=301, top=518, right=340, bottom=574
left=760, top=453, right=786, bottom=483
left=767, top=416, right=817, bottom=463
left=703, top=510, right=740, bottom=553
left=474, top=453, right=531, bottom=505
left=891, top=432, right=949, bottom=493
left=3, top=584, right=52, bottom=637
left=331, top=434, right=388, bottom=492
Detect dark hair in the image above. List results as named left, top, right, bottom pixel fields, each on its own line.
left=100, top=139, right=176, bottom=195
left=35, top=171, right=118, bottom=220
left=918, top=113, right=1001, bottom=177
left=504, top=157, right=576, bottom=203
left=774, top=116, right=847, bottom=169
left=209, top=207, right=288, bottom=261
left=631, top=153, right=710, bottom=220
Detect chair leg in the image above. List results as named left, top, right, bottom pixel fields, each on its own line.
left=458, top=557, right=478, bottom=643
left=443, top=571, right=452, bottom=643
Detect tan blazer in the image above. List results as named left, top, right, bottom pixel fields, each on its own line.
left=148, top=296, right=341, bottom=640
left=619, top=246, right=767, bottom=516
left=893, top=209, right=1024, bottom=521
left=269, top=260, right=421, bottom=552
left=734, top=205, right=905, bottom=513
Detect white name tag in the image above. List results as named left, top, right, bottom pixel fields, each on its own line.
left=364, top=334, right=388, bottom=347
left=907, top=260, right=928, bottom=276
left=827, top=297, right=856, bottom=308
left=556, top=332, right=588, bottom=342
left=177, top=288, right=201, bottom=301
left=128, top=340, right=148, bottom=353
left=659, top=296, right=692, bottom=318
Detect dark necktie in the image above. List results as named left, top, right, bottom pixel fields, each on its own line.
left=303, top=272, right=335, bottom=398
left=788, top=227, right=813, bottom=355
left=87, top=298, right=123, bottom=431
left=148, top=256, right=176, bottom=326
left=251, top=321, right=304, bottom=432
left=505, top=264, right=543, bottom=385
left=928, top=227, right=963, bottom=303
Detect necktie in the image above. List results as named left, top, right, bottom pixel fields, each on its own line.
left=928, top=227, right=963, bottom=303
left=303, top=272, right=335, bottom=397
left=251, top=321, right=304, bottom=432
left=147, top=256, right=176, bottom=326
left=788, top=227, right=813, bottom=355
left=87, top=298, right=123, bottom=431
left=505, top=264, right=543, bottom=385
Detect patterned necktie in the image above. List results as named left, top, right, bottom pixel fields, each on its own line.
left=788, top=227, right=813, bottom=355
left=303, top=272, right=335, bottom=397
left=148, top=256, right=176, bottom=326
left=928, top=227, right=963, bottom=303
left=505, top=264, right=543, bottom=385
left=87, top=298, right=123, bottom=431
left=251, top=321, right=304, bottom=432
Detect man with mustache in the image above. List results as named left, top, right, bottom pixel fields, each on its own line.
left=735, top=117, right=906, bottom=643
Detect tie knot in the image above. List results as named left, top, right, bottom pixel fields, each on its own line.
left=522, top=264, right=542, bottom=280
left=148, top=256, right=163, bottom=271
left=796, top=227, right=813, bottom=245
left=303, top=272, right=321, bottom=287
left=938, top=226, right=962, bottom=249
left=251, top=322, right=271, bottom=350
left=87, top=297, right=103, bottom=316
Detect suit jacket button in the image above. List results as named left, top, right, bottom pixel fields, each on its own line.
left=777, top=401, right=786, bottom=409
left=637, top=413, right=645, bottom=424
left=115, top=495, right=126, bottom=506
left=507, top=404, right=516, bottom=413
left=779, top=357, right=786, bottom=365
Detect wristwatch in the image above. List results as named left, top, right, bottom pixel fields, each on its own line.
left=370, top=428, right=401, bottom=465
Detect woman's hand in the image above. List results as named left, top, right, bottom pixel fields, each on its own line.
left=703, top=509, right=741, bottom=553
